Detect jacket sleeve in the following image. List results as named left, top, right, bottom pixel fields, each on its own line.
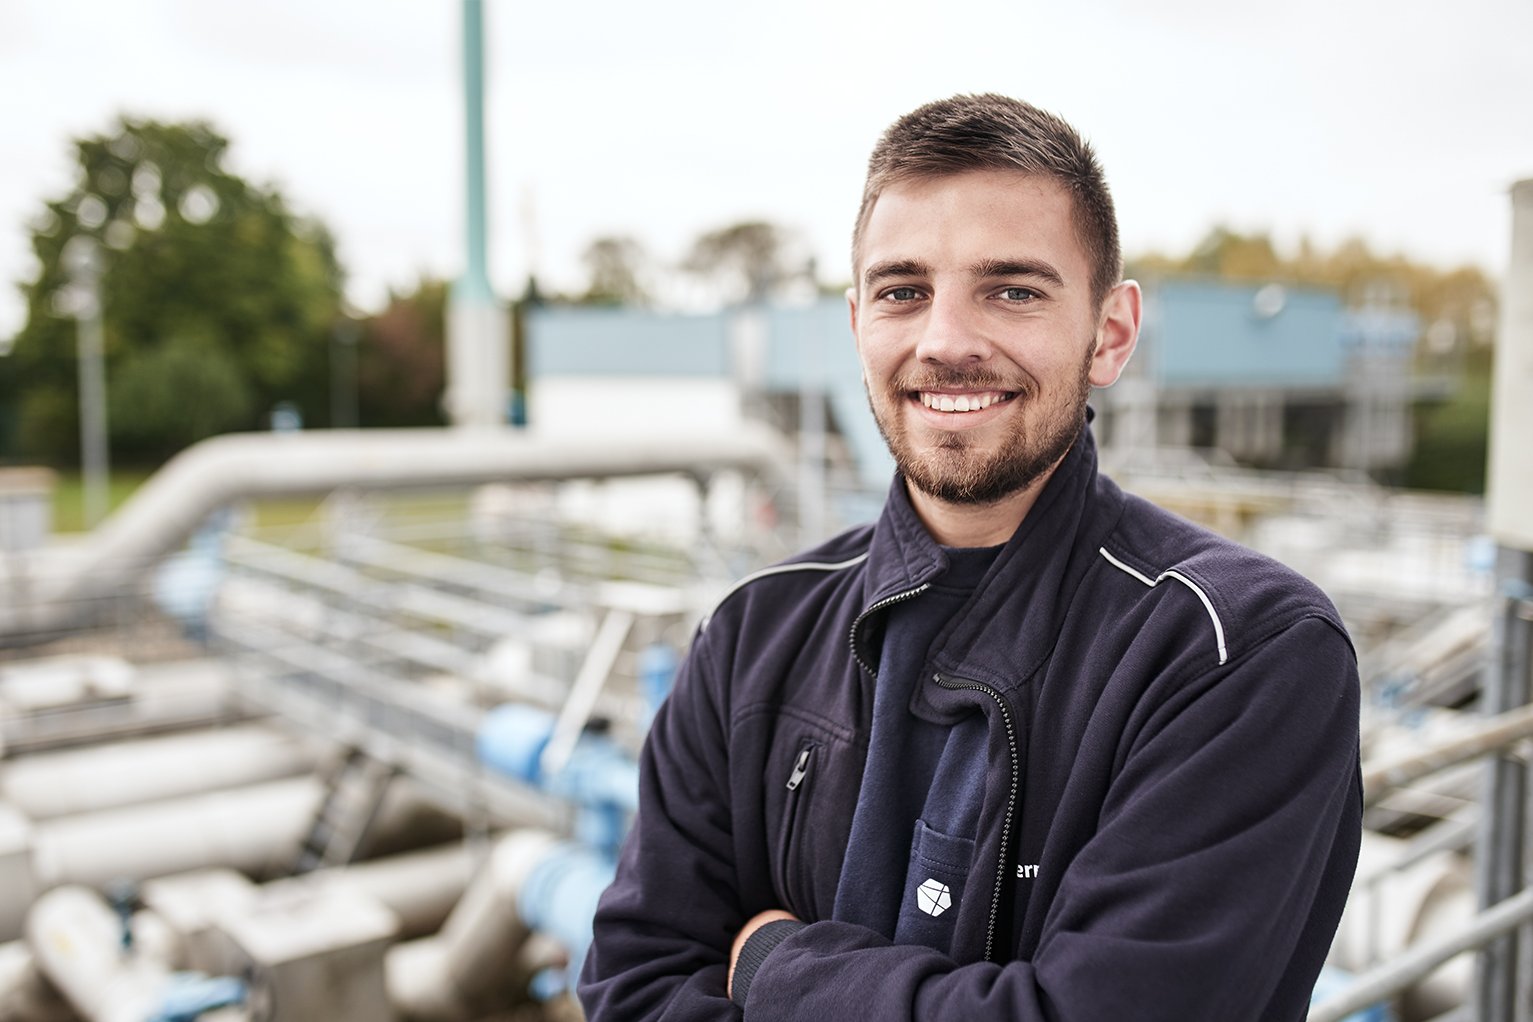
left=739, top=615, right=1363, bottom=1021
left=578, top=624, right=746, bottom=1022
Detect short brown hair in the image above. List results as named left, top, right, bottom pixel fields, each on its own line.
left=852, top=93, right=1121, bottom=307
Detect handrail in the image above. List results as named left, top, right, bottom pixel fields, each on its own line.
left=1363, top=702, right=1533, bottom=807
left=1308, top=886, right=1533, bottom=1022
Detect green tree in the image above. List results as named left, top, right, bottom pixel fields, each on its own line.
left=682, top=220, right=813, bottom=305
left=108, top=332, right=255, bottom=456
left=356, top=278, right=448, bottom=428
left=1403, top=346, right=1494, bottom=493
left=579, top=235, right=652, bottom=306
left=0, top=116, right=345, bottom=463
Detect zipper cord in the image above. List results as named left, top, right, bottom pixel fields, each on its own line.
left=847, top=584, right=931, bottom=677
left=933, top=672, right=1020, bottom=964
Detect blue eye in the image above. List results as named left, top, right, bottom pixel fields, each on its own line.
left=1001, top=287, right=1038, bottom=302
left=886, top=286, right=921, bottom=302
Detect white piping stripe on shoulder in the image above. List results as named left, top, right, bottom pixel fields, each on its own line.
left=1097, top=546, right=1155, bottom=586
left=701, top=551, right=871, bottom=631
left=1098, top=548, right=1229, bottom=666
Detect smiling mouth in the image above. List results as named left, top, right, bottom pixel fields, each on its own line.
left=914, top=391, right=1016, bottom=413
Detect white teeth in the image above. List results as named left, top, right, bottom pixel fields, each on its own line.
left=918, top=391, right=1009, bottom=412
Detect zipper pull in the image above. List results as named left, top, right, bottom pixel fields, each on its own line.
left=785, top=747, right=812, bottom=791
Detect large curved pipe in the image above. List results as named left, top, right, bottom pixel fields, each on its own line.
left=387, top=829, right=560, bottom=1022
left=1, top=425, right=792, bottom=644
left=25, top=886, right=173, bottom=1022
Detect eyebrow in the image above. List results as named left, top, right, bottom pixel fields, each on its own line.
left=862, top=256, right=1067, bottom=291
left=970, top=258, right=1066, bottom=289
left=863, top=259, right=931, bottom=290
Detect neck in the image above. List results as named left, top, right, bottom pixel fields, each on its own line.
left=905, top=464, right=1061, bottom=548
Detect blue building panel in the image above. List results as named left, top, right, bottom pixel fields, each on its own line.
left=1146, top=282, right=1345, bottom=388
left=527, top=306, right=731, bottom=377
left=764, top=302, right=894, bottom=486
left=525, top=281, right=1360, bottom=487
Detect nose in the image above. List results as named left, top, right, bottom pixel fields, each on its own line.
left=913, top=292, right=994, bottom=365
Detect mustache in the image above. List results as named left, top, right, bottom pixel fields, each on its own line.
left=890, top=366, right=1029, bottom=394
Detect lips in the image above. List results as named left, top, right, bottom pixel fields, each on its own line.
left=915, top=391, right=1015, bottom=413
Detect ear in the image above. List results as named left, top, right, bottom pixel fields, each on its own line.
left=846, top=285, right=862, bottom=356
left=1088, top=280, right=1141, bottom=387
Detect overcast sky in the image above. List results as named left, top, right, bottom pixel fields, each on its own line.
left=2, top=0, right=1530, bottom=338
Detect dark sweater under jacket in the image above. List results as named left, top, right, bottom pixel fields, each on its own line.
left=579, top=421, right=1363, bottom=1021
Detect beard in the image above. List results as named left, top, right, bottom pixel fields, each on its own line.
left=866, top=344, right=1093, bottom=507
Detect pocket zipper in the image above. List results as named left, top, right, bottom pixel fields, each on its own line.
left=785, top=746, right=813, bottom=791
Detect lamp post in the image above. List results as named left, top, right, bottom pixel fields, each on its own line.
left=63, top=235, right=109, bottom=529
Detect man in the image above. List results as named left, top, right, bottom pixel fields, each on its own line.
left=580, top=94, right=1362, bottom=1021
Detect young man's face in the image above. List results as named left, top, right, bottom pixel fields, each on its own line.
left=849, top=169, right=1135, bottom=507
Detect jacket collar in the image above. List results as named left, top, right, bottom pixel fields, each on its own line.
left=860, top=413, right=1125, bottom=695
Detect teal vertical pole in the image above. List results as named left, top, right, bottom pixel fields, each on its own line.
left=458, top=0, right=492, bottom=304
left=446, top=0, right=508, bottom=425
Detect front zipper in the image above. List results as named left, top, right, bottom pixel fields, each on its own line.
left=934, top=671, right=1020, bottom=964
left=848, top=583, right=931, bottom=677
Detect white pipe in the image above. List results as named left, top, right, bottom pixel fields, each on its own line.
left=24, top=886, right=173, bottom=1022
left=387, top=829, right=559, bottom=1022
left=1, top=656, right=239, bottom=756
left=1, top=724, right=316, bottom=820
left=1, top=426, right=792, bottom=643
left=29, top=777, right=321, bottom=894
left=269, top=840, right=478, bottom=941
left=0, top=939, right=74, bottom=1022
left=3, top=771, right=469, bottom=942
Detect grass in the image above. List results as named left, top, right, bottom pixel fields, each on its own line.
left=50, top=469, right=153, bottom=533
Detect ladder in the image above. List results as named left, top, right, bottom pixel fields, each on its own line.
left=294, top=746, right=395, bottom=873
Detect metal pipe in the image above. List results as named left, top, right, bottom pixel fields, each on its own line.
left=0, top=426, right=790, bottom=645
left=1, top=723, right=316, bottom=820
left=29, top=777, right=321, bottom=893
left=0, top=939, right=75, bottom=1021
left=271, top=840, right=477, bottom=941
left=1475, top=552, right=1533, bottom=1022
left=25, top=886, right=173, bottom=1022
left=0, top=657, right=240, bottom=757
left=1363, top=699, right=1533, bottom=806
left=1309, top=885, right=1533, bottom=1022
left=386, top=829, right=559, bottom=1022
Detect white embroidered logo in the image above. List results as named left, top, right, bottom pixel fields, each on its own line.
left=916, top=878, right=952, bottom=917
left=1017, top=864, right=1040, bottom=880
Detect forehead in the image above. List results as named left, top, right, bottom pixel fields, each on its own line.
left=859, top=170, right=1087, bottom=284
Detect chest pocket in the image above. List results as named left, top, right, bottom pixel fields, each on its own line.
left=894, top=818, right=976, bottom=952
left=772, top=738, right=818, bottom=918
left=761, top=716, right=863, bottom=921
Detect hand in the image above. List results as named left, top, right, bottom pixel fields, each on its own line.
left=727, top=908, right=800, bottom=1000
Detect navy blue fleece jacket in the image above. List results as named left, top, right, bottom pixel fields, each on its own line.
left=579, top=423, right=1363, bottom=1021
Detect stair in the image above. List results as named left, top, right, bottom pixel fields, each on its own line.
left=294, top=747, right=395, bottom=873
